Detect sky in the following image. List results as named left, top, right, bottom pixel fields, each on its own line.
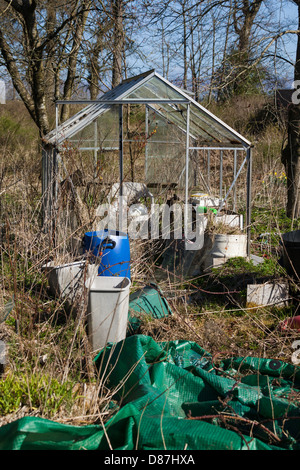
left=270, top=0, right=299, bottom=86
left=1, top=0, right=300, bottom=100
left=128, top=0, right=300, bottom=91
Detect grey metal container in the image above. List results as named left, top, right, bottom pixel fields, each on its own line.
left=86, top=276, right=131, bottom=352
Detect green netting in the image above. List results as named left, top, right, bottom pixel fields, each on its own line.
left=0, top=335, right=300, bottom=450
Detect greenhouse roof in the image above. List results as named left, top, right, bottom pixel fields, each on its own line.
left=44, top=69, right=251, bottom=149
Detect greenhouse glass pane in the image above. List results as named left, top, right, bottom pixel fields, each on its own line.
left=126, top=76, right=187, bottom=101
left=68, top=106, right=119, bottom=150
left=147, top=108, right=184, bottom=144
left=189, top=103, right=240, bottom=144
left=146, top=105, right=187, bottom=187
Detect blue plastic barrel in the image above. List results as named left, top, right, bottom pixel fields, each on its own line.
left=83, top=230, right=131, bottom=278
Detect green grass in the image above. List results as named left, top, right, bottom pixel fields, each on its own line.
left=0, top=371, right=79, bottom=417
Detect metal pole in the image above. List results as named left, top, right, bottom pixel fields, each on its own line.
left=220, top=150, right=223, bottom=201
left=246, top=147, right=252, bottom=258
left=207, top=149, right=211, bottom=193
left=184, top=103, right=190, bottom=242
left=56, top=99, right=190, bottom=105
left=119, top=104, right=123, bottom=196
left=119, top=104, right=124, bottom=231
left=55, top=103, right=59, bottom=140
left=94, top=120, right=98, bottom=178
left=233, top=149, right=237, bottom=212
left=145, top=105, right=149, bottom=180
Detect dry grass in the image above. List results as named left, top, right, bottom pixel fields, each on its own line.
left=0, top=98, right=299, bottom=432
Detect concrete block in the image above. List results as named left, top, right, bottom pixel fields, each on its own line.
left=247, top=283, right=289, bottom=307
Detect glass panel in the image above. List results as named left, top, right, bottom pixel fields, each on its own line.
left=145, top=107, right=188, bottom=188
left=126, top=75, right=239, bottom=144
left=126, top=75, right=187, bottom=101
left=68, top=106, right=119, bottom=150
left=148, top=102, right=237, bottom=145
left=190, top=103, right=236, bottom=144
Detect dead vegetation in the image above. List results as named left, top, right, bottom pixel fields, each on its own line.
left=0, top=98, right=299, bottom=437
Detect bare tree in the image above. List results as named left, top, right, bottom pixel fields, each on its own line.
left=216, top=0, right=264, bottom=97
left=86, top=19, right=110, bottom=99
left=0, top=0, right=92, bottom=136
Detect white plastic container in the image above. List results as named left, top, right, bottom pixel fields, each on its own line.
left=247, top=283, right=289, bottom=308
left=215, top=214, right=243, bottom=230
left=211, top=234, right=247, bottom=259
left=201, top=233, right=247, bottom=271
left=86, top=276, right=131, bottom=352
left=190, top=192, right=220, bottom=207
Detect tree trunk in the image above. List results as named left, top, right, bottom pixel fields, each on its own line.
left=282, top=106, right=300, bottom=219
left=182, top=0, right=188, bottom=90
left=111, top=0, right=124, bottom=88
left=232, top=0, right=263, bottom=94
left=60, top=0, right=92, bottom=122
left=281, top=1, right=300, bottom=219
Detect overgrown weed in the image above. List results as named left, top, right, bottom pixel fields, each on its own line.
left=0, top=97, right=299, bottom=432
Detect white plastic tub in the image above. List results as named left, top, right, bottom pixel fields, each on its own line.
left=86, top=276, right=131, bottom=352
left=211, top=234, right=247, bottom=258
left=190, top=192, right=220, bottom=208
left=201, top=233, right=247, bottom=271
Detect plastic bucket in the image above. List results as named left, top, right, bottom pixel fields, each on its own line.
left=83, top=230, right=131, bottom=278
left=86, top=276, right=131, bottom=352
left=211, top=234, right=247, bottom=258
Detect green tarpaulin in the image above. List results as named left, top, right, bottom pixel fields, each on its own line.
left=128, top=283, right=173, bottom=333
left=0, top=335, right=299, bottom=450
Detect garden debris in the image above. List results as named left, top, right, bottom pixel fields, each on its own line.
left=0, top=335, right=300, bottom=450
left=249, top=254, right=265, bottom=266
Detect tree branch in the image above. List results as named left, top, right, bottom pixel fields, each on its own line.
left=0, top=24, right=36, bottom=122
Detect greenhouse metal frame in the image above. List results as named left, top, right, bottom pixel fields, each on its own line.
left=42, top=69, right=252, bottom=254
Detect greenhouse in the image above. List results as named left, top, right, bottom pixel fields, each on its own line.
left=42, top=69, right=252, bottom=254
